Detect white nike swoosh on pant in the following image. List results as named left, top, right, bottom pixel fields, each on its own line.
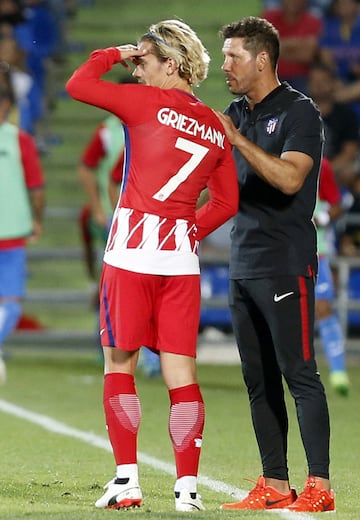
left=273, top=291, right=294, bottom=302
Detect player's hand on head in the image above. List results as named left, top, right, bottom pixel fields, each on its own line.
left=116, top=45, right=148, bottom=69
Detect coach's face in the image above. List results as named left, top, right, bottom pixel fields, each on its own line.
left=221, top=37, right=258, bottom=96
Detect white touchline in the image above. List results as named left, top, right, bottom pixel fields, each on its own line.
left=0, top=399, right=312, bottom=520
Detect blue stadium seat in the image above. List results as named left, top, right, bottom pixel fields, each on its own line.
left=200, top=265, right=232, bottom=331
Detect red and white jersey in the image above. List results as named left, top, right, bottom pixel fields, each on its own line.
left=318, top=156, right=341, bottom=205
left=66, top=47, right=238, bottom=274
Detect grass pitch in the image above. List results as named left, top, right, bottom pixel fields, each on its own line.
left=0, top=346, right=359, bottom=519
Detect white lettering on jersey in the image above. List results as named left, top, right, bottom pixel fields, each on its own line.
left=157, top=107, right=225, bottom=149
left=153, top=137, right=209, bottom=201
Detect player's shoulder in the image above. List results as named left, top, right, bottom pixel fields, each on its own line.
left=171, top=89, right=227, bottom=129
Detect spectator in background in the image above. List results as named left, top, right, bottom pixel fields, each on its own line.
left=0, top=82, right=45, bottom=384
left=262, top=0, right=332, bottom=18
left=319, top=0, right=360, bottom=121
left=307, top=62, right=360, bottom=190
left=0, top=60, right=18, bottom=124
left=339, top=174, right=360, bottom=256
left=0, top=0, right=58, bottom=149
left=315, top=157, right=350, bottom=396
left=262, top=0, right=323, bottom=92
left=0, top=34, right=42, bottom=134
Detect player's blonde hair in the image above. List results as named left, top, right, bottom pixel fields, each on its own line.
left=140, top=19, right=210, bottom=87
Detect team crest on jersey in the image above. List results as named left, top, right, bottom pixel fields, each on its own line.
left=266, top=117, right=279, bottom=134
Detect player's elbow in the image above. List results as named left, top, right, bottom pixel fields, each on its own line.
left=65, top=76, right=83, bottom=101
left=65, top=77, right=75, bottom=96
left=278, top=175, right=305, bottom=195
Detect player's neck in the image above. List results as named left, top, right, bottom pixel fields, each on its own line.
left=162, top=76, right=193, bottom=94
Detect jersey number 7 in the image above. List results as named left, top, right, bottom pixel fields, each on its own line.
left=152, top=137, right=209, bottom=202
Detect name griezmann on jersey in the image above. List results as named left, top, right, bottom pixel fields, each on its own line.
left=157, top=107, right=225, bottom=149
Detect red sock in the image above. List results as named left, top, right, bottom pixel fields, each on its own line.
left=168, top=384, right=205, bottom=478
left=103, top=373, right=141, bottom=465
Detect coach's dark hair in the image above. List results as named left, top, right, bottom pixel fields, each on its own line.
left=219, top=16, right=280, bottom=71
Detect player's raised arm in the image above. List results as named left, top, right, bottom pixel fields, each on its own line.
left=65, top=46, right=147, bottom=113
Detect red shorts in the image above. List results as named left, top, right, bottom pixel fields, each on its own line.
left=99, top=263, right=201, bottom=357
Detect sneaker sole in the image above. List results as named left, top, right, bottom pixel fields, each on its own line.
left=105, top=498, right=142, bottom=510
left=176, top=504, right=204, bottom=512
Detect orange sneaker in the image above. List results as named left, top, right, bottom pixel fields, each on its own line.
left=220, top=476, right=297, bottom=510
left=286, top=477, right=335, bottom=512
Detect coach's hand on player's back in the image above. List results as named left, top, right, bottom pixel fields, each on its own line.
left=213, top=110, right=240, bottom=146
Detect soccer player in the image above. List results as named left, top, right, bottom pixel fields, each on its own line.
left=215, top=16, right=335, bottom=512
left=0, top=83, right=45, bottom=384
left=315, top=157, right=350, bottom=395
left=66, top=19, right=238, bottom=512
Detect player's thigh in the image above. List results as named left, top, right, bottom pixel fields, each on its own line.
left=99, top=264, right=156, bottom=349
left=156, top=274, right=200, bottom=357
left=0, top=247, right=26, bottom=299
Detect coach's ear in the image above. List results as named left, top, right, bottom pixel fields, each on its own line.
left=256, top=51, right=268, bottom=72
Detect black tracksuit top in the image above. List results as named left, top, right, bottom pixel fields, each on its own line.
left=226, top=83, right=324, bottom=279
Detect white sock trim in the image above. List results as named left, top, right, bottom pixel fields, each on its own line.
left=116, top=463, right=139, bottom=482
left=174, top=475, right=197, bottom=493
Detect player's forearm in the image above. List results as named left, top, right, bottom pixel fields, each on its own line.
left=66, top=48, right=121, bottom=109
left=195, top=190, right=238, bottom=241
left=29, top=188, right=45, bottom=229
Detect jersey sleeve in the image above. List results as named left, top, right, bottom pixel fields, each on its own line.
left=66, top=48, right=150, bottom=125
left=195, top=144, right=239, bottom=241
left=283, top=98, right=323, bottom=159
left=18, top=130, right=45, bottom=189
left=81, top=124, right=106, bottom=167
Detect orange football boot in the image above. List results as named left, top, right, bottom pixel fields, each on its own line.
left=286, top=476, right=335, bottom=512
left=221, top=476, right=297, bottom=510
